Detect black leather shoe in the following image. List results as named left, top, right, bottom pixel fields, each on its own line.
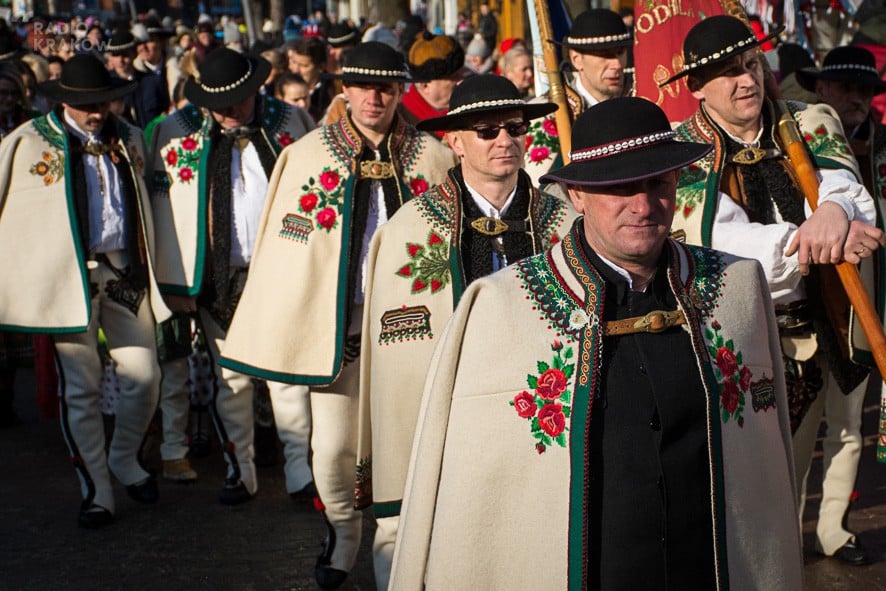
left=78, top=505, right=114, bottom=529
left=218, top=481, right=254, bottom=505
left=126, top=476, right=159, bottom=504
left=833, top=540, right=870, bottom=566
left=315, top=560, right=348, bottom=590
left=289, top=481, right=317, bottom=501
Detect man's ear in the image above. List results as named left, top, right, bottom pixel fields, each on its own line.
left=814, top=79, right=826, bottom=100
left=445, top=130, right=464, bottom=158
left=568, top=49, right=582, bottom=72
left=565, top=185, right=587, bottom=214
left=687, top=76, right=704, bottom=101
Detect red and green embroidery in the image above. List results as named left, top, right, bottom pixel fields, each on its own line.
left=676, top=162, right=707, bottom=218
left=395, top=230, right=450, bottom=294
left=276, top=131, right=295, bottom=147
left=802, top=124, right=852, bottom=160
left=29, top=150, right=63, bottom=185
left=510, top=341, right=574, bottom=454
left=408, top=174, right=430, bottom=196
left=165, top=134, right=201, bottom=184
left=525, top=116, right=559, bottom=164
left=706, top=319, right=750, bottom=428
left=297, top=167, right=345, bottom=232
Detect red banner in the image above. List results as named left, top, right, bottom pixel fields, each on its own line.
left=632, top=0, right=727, bottom=123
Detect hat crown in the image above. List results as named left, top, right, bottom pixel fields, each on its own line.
left=60, top=54, right=114, bottom=91
left=566, top=9, right=630, bottom=47
left=408, top=33, right=461, bottom=68
left=343, top=41, right=407, bottom=76
left=822, top=45, right=876, bottom=71
left=683, top=15, right=755, bottom=64
left=447, top=74, right=523, bottom=116
left=571, top=97, right=672, bottom=155
left=197, top=48, right=254, bottom=91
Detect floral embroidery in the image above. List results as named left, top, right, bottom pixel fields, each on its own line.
left=276, top=131, right=295, bottom=147
left=395, top=230, right=450, bottom=294
left=676, top=162, right=706, bottom=218
left=29, top=150, right=63, bottom=185
left=165, top=134, right=201, bottom=185
left=750, top=375, right=776, bottom=413
left=706, top=319, right=749, bottom=427
left=524, top=116, right=559, bottom=164
left=354, top=456, right=372, bottom=510
left=802, top=124, right=852, bottom=160
left=516, top=251, right=583, bottom=338
left=408, top=174, right=430, bottom=196
left=510, top=341, right=574, bottom=453
left=297, top=166, right=346, bottom=232
left=687, top=246, right=725, bottom=319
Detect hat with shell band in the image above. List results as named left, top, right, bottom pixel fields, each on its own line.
left=659, top=15, right=783, bottom=87
left=540, top=97, right=712, bottom=187
left=105, top=30, right=137, bottom=55
left=38, top=53, right=138, bottom=105
left=557, top=9, right=632, bottom=53
left=327, top=22, right=358, bottom=48
left=416, top=74, right=557, bottom=132
left=796, top=45, right=886, bottom=94
left=184, top=48, right=271, bottom=111
left=323, top=41, right=410, bottom=83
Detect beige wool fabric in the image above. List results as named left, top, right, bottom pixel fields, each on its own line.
left=0, top=112, right=170, bottom=331
left=391, top=229, right=803, bottom=590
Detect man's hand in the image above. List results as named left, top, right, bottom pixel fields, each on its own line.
left=164, top=294, right=197, bottom=313
left=842, top=220, right=886, bottom=265
left=785, top=201, right=850, bottom=275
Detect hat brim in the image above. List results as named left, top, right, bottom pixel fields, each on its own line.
left=38, top=78, right=138, bottom=105
left=417, top=101, right=558, bottom=132
left=659, top=26, right=783, bottom=87
left=184, top=57, right=271, bottom=111
left=540, top=140, right=712, bottom=187
left=795, top=66, right=886, bottom=94
left=553, top=37, right=633, bottom=52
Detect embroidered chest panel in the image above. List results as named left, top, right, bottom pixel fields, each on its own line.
left=675, top=112, right=721, bottom=220
left=526, top=115, right=560, bottom=166
left=412, top=178, right=460, bottom=241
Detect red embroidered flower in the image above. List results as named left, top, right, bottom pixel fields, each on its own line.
left=536, top=443, right=546, bottom=454
left=428, top=232, right=444, bottom=246
left=320, top=170, right=341, bottom=190
left=739, top=366, right=752, bottom=391
left=814, top=125, right=827, bottom=136
left=803, top=133, right=814, bottom=142
left=551, top=340, right=563, bottom=351
left=278, top=132, right=294, bottom=147
left=550, top=235, right=560, bottom=245
left=412, top=278, right=427, bottom=291
left=715, top=346, right=738, bottom=377
left=430, top=279, right=443, bottom=293
left=524, top=135, right=533, bottom=150
left=542, top=117, right=558, bottom=136
left=721, top=380, right=740, bottom=413
left=181, top=137, right=197, bottom=151
left=166, top=149, right=177, bottom=166
left=880, top=164, right=886, bottom=176
left=536, top=368, right=567, bottom=400
left=409, top=177, right=429, bottom=195
left=397, top=264, right=413, bottom=277
left=179, top=166, right=193, bottom=182
left=529, top=146, right=550, bottom=163
left=407, top=243, right=423, bottom=257
left=300, top=193, right=319, bottom=213
left=711, top=320, right=721, bottom=330
left=317, top=207, right=337, bottom=230
left=538, top=403, right=566, bottom=437
left=513, top=391, right=536, bottom=418
left=683, top=205, right=694, bottom=217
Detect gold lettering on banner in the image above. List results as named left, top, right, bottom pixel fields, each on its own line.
left=635, top=0, right=695, bottom=36
left=651, top=54, right=685, bottom=104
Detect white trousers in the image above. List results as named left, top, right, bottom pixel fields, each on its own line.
left=268, top=381, right=313, bottom=493
left=793, top=370, right=868, bottom=555
left=312, top=357, right=363, bottom=572
left=200, top=309, right=257, bottom=494
left=54, top=253, right=160, bottom=513
left=373, top=515, right=399, bottom=591
left=159, top=356, right=191, bottom=461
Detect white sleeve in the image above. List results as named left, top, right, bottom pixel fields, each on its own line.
left=710, top=192, right=802, bottom=301
left=815, top=167, right=876, bottom=225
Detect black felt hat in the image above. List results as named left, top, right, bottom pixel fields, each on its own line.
left=323, top=41, right=410, bottom=83
left=417, top=74, right=557, bottom=132
left=540, top=97, right=712, bottom=187
left=557, top=9, right=632, bottom=53
left=38, top=54, right=137, bottom=105
left=144, top=16, right=174, bottom=39
left=184, top=48, right=271, bottom=111
left=105, top=30, right=137, bottom=55
left=796, top=45, right=886, bottom=94
left=327, top=22, right=358, bottom=48
left=660, top=15, right=783, bottom=86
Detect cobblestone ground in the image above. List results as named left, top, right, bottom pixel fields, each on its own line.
left=2, top=369, right=886, bottom=590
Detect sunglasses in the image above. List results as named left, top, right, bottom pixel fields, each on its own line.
left=467, top=120, right=530, bottom=140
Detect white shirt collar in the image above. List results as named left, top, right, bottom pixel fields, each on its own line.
left=573, top=75, right=601, bottom=109
left=594, top=250, right=644, bottom=291
left=464, top=179, right=517, bottom=218
left=63, top=110, right=98, bottom=143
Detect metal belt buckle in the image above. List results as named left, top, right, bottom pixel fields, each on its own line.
left=732, top=147, right=767, bottom=165
left=634, top=310, right=682, bottom=333
left=359, top=160, right=394, bottom=180
left=470, top=217, right=509, bottom=236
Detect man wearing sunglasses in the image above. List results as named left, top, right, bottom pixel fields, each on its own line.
left=356, top=74, right=577, bottom=590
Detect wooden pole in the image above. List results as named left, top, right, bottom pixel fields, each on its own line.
left=532, top=0, right=571, bottom=163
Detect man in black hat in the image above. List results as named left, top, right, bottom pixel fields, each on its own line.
left=106, top=30, right=170, bottom=128
left=391, top=97, right=803, bottom=590
left=794, top=44, right=886, bottom=566
left=217, top=42, right=456, bottom=589
left=148, top=48, right=316, bottom=506
left=0, top=54, right=171, bottom=528
left=524, top=9, right=632, bottom=188
left=357, top=74, right=575, bottom=590
left=665, top=15, right=886, bottom=565
left=133, top=17, right=175, bottom=102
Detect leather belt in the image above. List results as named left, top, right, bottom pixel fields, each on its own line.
left=467, top=216, right=527, bottom=236
left=359, top=160, right=395, bottom=180
left=603, top=309, right=686, bottom=336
